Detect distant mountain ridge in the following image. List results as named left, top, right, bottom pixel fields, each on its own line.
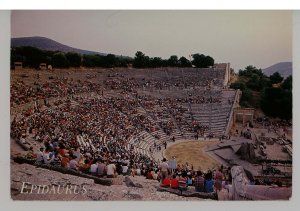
left=11, top=36, right=106, bottom=56
left=263, top=62, right=292, bottom=78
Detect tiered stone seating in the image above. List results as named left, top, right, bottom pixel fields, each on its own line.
left=189, top=90, right=236, bottom=137
left=11, top=67, right=235, bottom=163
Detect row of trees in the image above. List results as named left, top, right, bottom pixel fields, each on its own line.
left=133, top=51, right=214, bottom=68
left=11, top=47, right=215, bottom=69
left=230, top=65, right=292, bottom=120
left=11, top=46, right=132, bottom=69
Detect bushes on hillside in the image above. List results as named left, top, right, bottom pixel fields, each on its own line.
left=231, top=65, right=292, bottom=120
left=261, top=87, right=292, bottom=120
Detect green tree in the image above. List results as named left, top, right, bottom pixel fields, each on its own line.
left=191, top=53, right=214, bottom=68
left=66, top=52, right=81, bottom=67
left=203, top=55, right=214, bottom=67
left=237, top=65, right=271, bottom=91
left=281, top=75, right=292, bottom=90
left=12, top=46, right=47, bottom=68
left=261, top=87, right=292, bottom=120
left=94, top=55, right=106, bottom=67
left=239, top=65, right=264, bottom=78
left=133, top=51, right=150, bottom=68
left=82, top=55, right=94, bottom=67
left=240, top=89, right=253, bottom=107
left=10, top=50, right=24, bottom=68
left=230, top=82, right=246, bottom=91
left=178, top=56, right=192, bottom=67
left=104, top=54, right=117, bottom=68
left=270, top=72, right=284, bottom=84
left=259, top=76, right=272, bottom=89
left=246, top=74, right=261, bottom=91
left=192, top=54, right=206, bottom=68
left=52, top=52, right=70, bottom=68
left=167, top=55, right=179, bottom=67
left=149, top=57, right=163, bottom=68
left=82, top=54, right=102, bottom=67
left=117, top=57, right=133, bottom=67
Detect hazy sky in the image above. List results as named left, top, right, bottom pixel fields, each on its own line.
left=11, top=10, right=292, bottom=70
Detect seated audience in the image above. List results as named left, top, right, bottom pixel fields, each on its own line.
left=69, top=155, right=79, bottom=171
left=178, top=172, right=188, bottom=193
left=90, top=159, right=98, bottom=175
left=97, top=159, right=107, bottom=177
left=107, top=160, right=117, bottom=178
left=161, top=175, right=171, bottom=187
left=170, top=175, right=179, bottom=189
left=80, top=159, right=91, bottom=173
left=194, top=171, right=205, bottom=192
left=204, top=171, right=214, bottom=193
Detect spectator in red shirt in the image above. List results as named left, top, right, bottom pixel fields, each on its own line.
left=57, top=143, right=65, bottom=157
left=170, top=175, right=179, bottom=189
left=161, top=175, right=171, bottom=187
left=146, top=169, right=153, bottom=180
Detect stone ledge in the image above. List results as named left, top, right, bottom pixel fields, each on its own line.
left=156, top=186, right=217, bottom=200
left=13, top=156, right=112, bottom=186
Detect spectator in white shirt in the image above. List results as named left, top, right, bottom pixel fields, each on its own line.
left=43, top=148, right=53, bottom=164
left=36, top=147, right=44, bottom=163
left=107, top=160, right=117, bottom=178
left=122, top=163, right=129, bottom=176
left=90, top=159, right=98, bottom=175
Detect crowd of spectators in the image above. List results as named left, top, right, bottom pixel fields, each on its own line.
left=11, top=68, right=235, bottom=195
left=11, top=79, right=104, bottom=107
left=25, top=144, right=230, bottom=195
left=11, top=68, right=237, bottom=171
left=155, top=158, right=230, bottom=194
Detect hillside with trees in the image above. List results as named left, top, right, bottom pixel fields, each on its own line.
left=230, top=66, right=292, bottom=120
left=11, top=47, right=214, bottom=69
left=263, top=62, right=292, bottom=78
left=11, top=36, right=103, bottom=55
left=11, top=46, right=133, bottom=69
